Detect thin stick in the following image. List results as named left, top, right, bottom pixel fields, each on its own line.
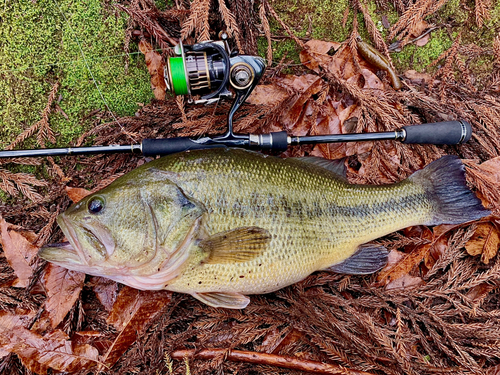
left=171, top=348, right=375, bottom=375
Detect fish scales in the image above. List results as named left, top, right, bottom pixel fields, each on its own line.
left=39, top=149, right=489, bottom=309
left=146, top=150, right=433, bottom=294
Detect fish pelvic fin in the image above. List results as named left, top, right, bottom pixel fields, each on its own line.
left=326, top=244, right=388, bottom=275
left=200, top=226, right=271, bottom=264
left=191, top=292, right=250, bottom=309
left=409, top=156, right=490, bottom=226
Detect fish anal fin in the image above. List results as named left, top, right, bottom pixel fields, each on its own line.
left=191, top=292, right=250, bottom=309
left=327, top=244, right=388, bottom=275
left=200, top=227, right=270, bottom=264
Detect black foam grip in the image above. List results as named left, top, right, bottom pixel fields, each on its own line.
left=142, top=138, right=226, bottom=156
left=402, top=120, right=472, bottom=145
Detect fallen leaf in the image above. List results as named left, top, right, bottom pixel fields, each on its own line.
left=0, top=216, right=39, bottom=288
left=466, top=282, right=497, bottom=304
left=280, top=75, right=322, bottom=131
left=43, top=264, right=85, bottom=329
left=246, top=84, right=288, bottom=106
left=404, top=70, right=435, bottom=85
left=415, top=33, right=430, bottom=47
left=386, top=274, right=423, bottom=290
left=91, top=276, right=118, bottom=312
left=0, top=309, right=37, bottom=358
left=300, top=39, right=342, bottom=73
left=102, top=286, right=172, bottom=368
left=465, top=222, right=500, bottom=264
left=139, top=39, right=166, bottom=100
left=65, top=186, right=92, bottom=203
left=0, top=327, right=100, bottom=374
left=410, top=20, right=429, bottom=38
left=465, top=157, right=500, bottom=216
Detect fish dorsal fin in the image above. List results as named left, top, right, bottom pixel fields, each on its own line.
left=191, top=292, right=250, bottom=309
left=199, top=227, right=271, bottom=264
left=293, top=157, right=347, bottom=179
left=327, top=244, right=388, bottom=275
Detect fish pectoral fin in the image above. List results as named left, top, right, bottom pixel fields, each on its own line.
left=191, top=292, right=250, bottom=309
left=199, top=227, right=271, bottom=264
left=326, top=244, right=388, bottom=275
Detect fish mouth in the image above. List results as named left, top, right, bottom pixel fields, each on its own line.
left=38, top=241, right=84, bottom=267
left=39, top=213, right=91, bottom=267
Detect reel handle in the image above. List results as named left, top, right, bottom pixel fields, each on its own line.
left=401, top=120, right=471, bottom=145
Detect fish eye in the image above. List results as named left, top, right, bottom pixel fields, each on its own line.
left=88, top=196, right=105, bottom=214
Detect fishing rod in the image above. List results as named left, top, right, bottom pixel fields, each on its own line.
left=0, top=37, right=473, bottom=159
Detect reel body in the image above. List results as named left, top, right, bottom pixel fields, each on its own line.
left=164, top=39, right=266, bottom=105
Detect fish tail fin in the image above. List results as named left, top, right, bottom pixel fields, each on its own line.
left=409, top=155, right=490, bottom=226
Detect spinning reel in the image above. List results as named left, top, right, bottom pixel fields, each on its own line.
left=163, top=35, right=266, bottom=144
left=0, top=35, right=474, bottom=159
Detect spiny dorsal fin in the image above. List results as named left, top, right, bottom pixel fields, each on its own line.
left=293, top=157, right=347, bottom=179
left=191, top=292, right=250, bottom=309
left=327, top=244, right=388, bottom=275
left=199, top=227, right=271, bottom=264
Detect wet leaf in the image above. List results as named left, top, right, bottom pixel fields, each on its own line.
left=0, top=327, right=100, bottom=374
left=0, top=217, right=38, bottom=288
left=280, top=75, right=322, bottom=131
left=139, top=39, right=166, bottom=100
left=91, top=276, right=118, bottom=312
left=465, top=222, right=500, bottom=264
left=386, top=274, right=423, bottom=290
left=415, top=33, right=430, bottom=47
left=65, top=186, right=92, bottom=203
left=404, top=70, right=437, bottom=85
left=43, top=264, right=85, bottom=329
left=0, top=309, right=37, bottom=358
left=246, top=84, right=288, bottom=106
left=300, top=39, right=341, bottom=73
left=102, top=286, right=172, bottom=368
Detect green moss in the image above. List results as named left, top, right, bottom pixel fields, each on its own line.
left=0, top=0, right=153, bottom=148
left=391, top=29, right=454, bottom=72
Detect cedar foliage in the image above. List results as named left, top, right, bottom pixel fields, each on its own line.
left=1, top=0, right=500, bottom=374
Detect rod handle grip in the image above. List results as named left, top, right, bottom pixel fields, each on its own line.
left=402, top=120, right=471, bottom=145
left=142, top=137, right=226, bottom=156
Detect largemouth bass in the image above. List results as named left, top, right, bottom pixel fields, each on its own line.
left=40, top=149, right=489, bottom=308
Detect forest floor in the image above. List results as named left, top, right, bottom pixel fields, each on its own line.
left=1, top=0, right=500, bottom=374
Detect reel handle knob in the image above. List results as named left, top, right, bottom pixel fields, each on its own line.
left=402, top=120, right=472, bottom=145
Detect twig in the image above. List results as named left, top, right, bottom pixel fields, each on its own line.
left=171, top=348, right=375, bottom=375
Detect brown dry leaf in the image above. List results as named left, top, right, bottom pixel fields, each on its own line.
left=404, top=70, right=435, bottom=85
left=0, top=309, right=37, bottom=358
left=300, top=39, right=342, bottom=73
left=280, top=74, right=322, bottom=131
left=91, top=276, right=118, bottom=312
left=0, top=327, right=100, bottom=374
left=386, top=274, right=423, bottom=290
left=246, top=84, right=288, bottom=106
left=377, top=227, right=433, bottom=286
left=410, top=20, right=429, bottom=37
left=65, top=186, right=92, bottom=203
left=42, top=264, right=85, bottom=329
left=466, top=282, right=496, bottom=304
left=0, top=216, right=39, bottom=288
left=415, top=33, right=430, bottom=47
left=102, top=286, right=172, bottom=368
left=465, top=222, right=500, bottom=264
left=139, top=39, right=166, bottom=100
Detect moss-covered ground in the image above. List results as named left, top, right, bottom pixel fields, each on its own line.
left=0, top=0, right=152, bottom=148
